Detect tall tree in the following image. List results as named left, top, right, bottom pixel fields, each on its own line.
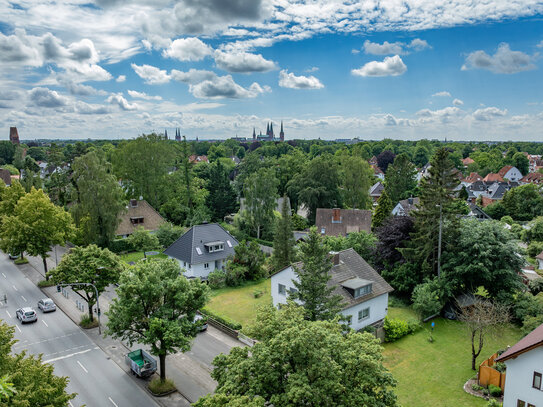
left=72, top=150, right=126, bottom=247
left=512, top=152, right=529, bottom=176
left=372, top=189, right=393, bottom=231
left=272, top=196, right=295, bottom=271
left=290, top=228, right=343, bottom=321
left=206, top=160, right=238, bottom=222
left=0, top=321, right=76, bottom=406
left=106, top=259, right=209, bottom=382
left=402, top=148, right=461, bottom=277
left=341, top=155, right=373, bottom=209
left=242, top=167, right=278, bottom=239
left=48, top=244, right=124, bottom=322
left=3, top=188, right=73, bottom=276
left=376, top=150, right=396, bottom=173
left=413, top=145, right=430, bottom=167
left=384, top=153, right=417, bottom=203
left=180, top=136, right=194, bottom=218
left=196, top=304, right=398, bottom=407
left=374, top=216, right=414, bottom=271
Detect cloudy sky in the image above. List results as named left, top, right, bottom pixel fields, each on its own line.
left=1, top=1, right=543, bottom=141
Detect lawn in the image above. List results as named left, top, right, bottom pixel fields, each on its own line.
left=383, top=313, right=521, bottom=407
left=204, top=279, right=272, bottom=329
left=120, top=251, right=168, bottom=264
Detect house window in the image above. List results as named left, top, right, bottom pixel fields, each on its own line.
left=354, top=284, right=372, bottom=299
left=533, top=372, right=542, bottom=390
left=320, top=227, right=325, bottom=234
left=358, top=308, right=370, bottom=322
left=517, top=401, right=525, bottom=407
left=204, top=263, right=209, bottom=269
left=183, top=262, right=186, bottom=267
left=346, top=315, right=353, bottom=326
left=278, top=284, right=286, bottom=295
left=289, top=287, right=298, bottom=295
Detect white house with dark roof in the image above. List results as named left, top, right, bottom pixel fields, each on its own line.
left=164, top=223, right=238, bottom=279
left=391, top=197, right=419, bottom=217
left=271, top=248, right=393, bottom=331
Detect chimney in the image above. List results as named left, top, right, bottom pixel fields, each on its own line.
left=329, top=251, right=340, bottom=266
left=408, top=197, right=413, bottom=205
left=130, top=199, right=138, bottom=207
left=332, top=208, right=341, bottom=223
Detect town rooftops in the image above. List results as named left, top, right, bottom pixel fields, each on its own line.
left=315, top=208, right=372, bottom=236
left=498, top=165, right=515, bottom=178
left=462, top=157, right=475, bottom=166
left=496, top=323, right=543, bottom=362
left=483, top=173, right=504, bottom=183
left=164, top=223, right=238, bottom=264
left=369, top=181, right=384, bottom=197
left=116, top=199, right=165, bottom=236
left=396, top=197, right=419, bottom=215
left=521, top=172, right=543, bottom=185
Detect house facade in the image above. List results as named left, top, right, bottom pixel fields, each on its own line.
left=536, top=251, right=543, bottom=270
left=498, top=166, right=523, bottom=182
left=271, top=249, right=393, bottom=331
left=391, top=197, right=419, bottom=217
left=496, top=323, right=543, bottom=407
left=116, top=199, right=166, bottom=238
left=315, top=208, right=372, bottom=236
left=164, top=223, right=238, bottom=279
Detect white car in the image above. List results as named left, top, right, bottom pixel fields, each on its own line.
left=38, top=298, right=56, bottom=313
left=16, top=307, right=38, bottom=323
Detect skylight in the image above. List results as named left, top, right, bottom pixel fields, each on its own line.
left=227, top=240, right=232, bottom=247
left=195, top=247, right=202, bottom=255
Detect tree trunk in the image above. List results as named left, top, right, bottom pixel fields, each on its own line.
left=88, top=301, right=94, bottom=322
left=159, top=353, right=166, bottom=382
left=43, top=256, right=49, bottom=280
left=471, top=330, right=477, bottom=371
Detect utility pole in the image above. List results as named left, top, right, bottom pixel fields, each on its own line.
left=437, top=202, right=443, bottom=278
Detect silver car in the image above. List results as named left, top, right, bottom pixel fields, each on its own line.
left=16, top=307, right=38, bottom=323
left=38, top=298, right=56, bottom=313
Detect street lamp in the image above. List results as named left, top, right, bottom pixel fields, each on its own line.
left=437, top=202, right=443, bottom=278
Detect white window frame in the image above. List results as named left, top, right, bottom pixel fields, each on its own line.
left=358, top=307, right=370, bottom=322
left=204, top=263, right=209, bottom=270
left=278, top=284, right=286, bottom=295
left=354, top=284, right=372, bottom=299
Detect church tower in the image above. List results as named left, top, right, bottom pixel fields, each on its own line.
left=164, top=129, right=168, bottom=140
left=280, top=121, right=284, bottom=142
left=269, top=122, right=274, bottom=139
left=9, top=127, right=19, bottom=144
left=252, top=127, right=256, bottom=141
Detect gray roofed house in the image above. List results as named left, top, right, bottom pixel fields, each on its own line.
left=271, top=248, right=393, bottom=331
left=369, top=181, right=384, bottom=203
left=391, top=197, right=419, bottom=217
left=164, top=223, right=239, bottom=279
left=315, top=208, right=372, bottom=237
left=466, top=203, right=492, bottom=220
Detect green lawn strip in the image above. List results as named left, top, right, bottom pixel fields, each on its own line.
left=383, top=318, right=521, bottom=407
left=120, top=251, right=167, bottom=264
left=204, top=279, right=272, bottom=330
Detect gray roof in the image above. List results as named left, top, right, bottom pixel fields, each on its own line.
left=164, top=223, right=239, bottom=264
left=396, top=197, right=419, bottom=214
left=315, top=208, right=372, bottom=236
left=369, top=181, right=384, bottom=196
left=341, top=277, right=373, bottom=290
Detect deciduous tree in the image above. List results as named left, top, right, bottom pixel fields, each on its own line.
left=242, top=167, right=278, bottom=239
left=272, top=196, right=295, bottom=271
left=384, top=153, right=417, bottom=203
left=206, top=160, right=238, bottom=222
left=126, top=226, right=160, bottom=253
left=341, top=156, right=373, bottom=209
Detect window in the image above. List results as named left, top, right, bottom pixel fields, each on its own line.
left=278, top=284, right=286, bottom=295
left=358, top=308, right=370, bottom=322
left=183, top=262, right=186, bottom=267
left=320, top=227, right=325, bottom=234
left=517, top=401, right=525, bottom=407
left=204, top=263, right=209, bottom=269
left=533, top=372, right=542, bottom=390
left=289, top=287, right=298, bottom=295
left=227, top=240, right=232, bottom=247
left=354, top=284, right=372, bottom=299
left=196, top=247, right=202, bottom=255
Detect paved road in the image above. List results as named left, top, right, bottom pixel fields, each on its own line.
left=0, top=254, right=159, bottom=407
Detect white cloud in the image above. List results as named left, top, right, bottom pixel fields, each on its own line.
left=107, top=93, right=139, bottom=111
left=462, top=43, right=536, bottom=74
left=352, top=55, right=407, bottom=77
left=127, top=90, right=162, bottom=100
left=75, top=101, right=110, bottom=114
left=351, top=49, right=360, bottom=54
left=189, top=75, right=266, bottom=99
left=214, top=51, right=277, bottom=73
left=472, top=107, right=507, bottom=121
left=278, top=70, right=324, bottom=89
left=171, top=69, right=218, bottom=84
left=162, top=37, right=212, bottom=61
left=408, top=38, right=431, bottom=51
left=432, top=91, right=451, bottom=97
left=28, top=87, right=69, bottom=108
left=453, top=98, right=464, bottom=106
left=62, top=81, right=106, bottom=96
left=116, top=75, right=126, bottom=82
left=537, top=40, right=543, bottom=48
left=363, top=40, right=404, bottom=55
left=131, top=63, right=171, bottom=84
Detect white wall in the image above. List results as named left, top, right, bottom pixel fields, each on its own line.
left=538, top=259, right=543, bottom=270
left=502, top=346, right=543, bottom=406
left=271, top=266, right=388, bottom=330
left=391, top=203, right=405, bottom=216
left=172, top=258, right=226, bottom=279
left=504, top=167, right=523, bottom=182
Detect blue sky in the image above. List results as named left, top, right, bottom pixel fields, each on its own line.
left=1, top=1, right=543, bottom=141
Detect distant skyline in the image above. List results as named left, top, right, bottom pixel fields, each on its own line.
left=1, top=1, right=543, bottom=141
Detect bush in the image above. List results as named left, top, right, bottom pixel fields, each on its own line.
left=127, top=226, right=160, bottom=252
left=79, top=315, right=99, bottom=329
left=486, top=400, right=501, bottom=407
left=253, top=289, right=263, bottom=298
left=529, top=278, right=543, bottom=295
left=527, top=241, right=543, bottom=258
left=14, top=258, right=29, bottom=265
left=522, top=314, right=543, bottom=336
left=225, top=262, right=247, bottom=287
left=37, top=279, right=56, bottom=287
left=207, top=269, right=226, bottom=289
left=511, top=292, right=543, bottom=323
left=291, top=213, right=308, bottom=230
left=156, top=223, right=185, bottom=248
left=494, top=362, right=506, bottom=373
left=384, top=317, right=413, bottom=342
left=109, top=238, right=132, bottom=253
left=488, top=384, right=502, bottom=397
left=200, top=309, right=242, bottom=330
left=412, top=279, right=446, bottom=320
left=471, top=383, right=483, bottom=391
left=500, top=216, right=514, bottom=225
left=148, top=378, right=176, bottom=395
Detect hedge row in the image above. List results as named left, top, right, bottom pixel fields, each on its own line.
left=200, top=308, right=242, bottom=331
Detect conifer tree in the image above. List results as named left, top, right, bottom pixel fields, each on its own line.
left=290, top=228, right=343, bottom=321
left=272, top=196, right=295, bottom=271
left=206, top=160, right=238, bottom=222
left=384, top=153, right=417, bottom=203
left=372, top=189, right=393, bottom=230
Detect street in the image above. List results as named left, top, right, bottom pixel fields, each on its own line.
left=0, top=253, right=159, bottom=407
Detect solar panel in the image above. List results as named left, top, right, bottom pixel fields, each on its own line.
left=196, top=247, right=202, bottom=255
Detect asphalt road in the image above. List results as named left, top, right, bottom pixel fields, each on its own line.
left=0, top=254, right=159, bottom=407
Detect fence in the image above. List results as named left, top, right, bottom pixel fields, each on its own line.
left=478, top=353, right=506, bottom=390
left=202, top=313, right=257, bottom=347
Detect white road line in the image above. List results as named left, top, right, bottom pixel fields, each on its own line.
left=42, top=320, right=48, bottom=327
left=108, top=397, right=119, bottom=407
left=68, top=401, right=74, bottom=407
left=6, top=310, right=11, bottom=318
left=77, top=360, right=88, bottom=373
left=43, top=348, right=95, bottom=363
left=12, top=285, right=18, bottom=291
left=1, top=272, right=6, bottom=278
left=15, top=325, right=21, bottom=333
left=21, top=295, right=27, bottom=302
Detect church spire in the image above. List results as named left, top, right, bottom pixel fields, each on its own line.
left=280, top=120, right=284, bottom=142
left=270, top=122, right=274, bottom=138
left=252, top=127, right=256, bottom=140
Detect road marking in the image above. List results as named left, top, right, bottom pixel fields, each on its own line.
left=43, top=347, right=96, bottom=363
left=15, top=325, right=21, bottom=333
left=1, top=272, right=6, bottom=278
left=42, top=320, right=48, bottom=327
left=13, top=332, right=82, bottom=349
left=21, top=295, right=27, bottom=302
left=108, top=397, right=119, bottom=407
left=6, top=310, right=11, bottom=318
left=12, top=285, right=17, bottom=291
left=68, top=401, right=74, bottom=407
left=77, top=360, right=88, bottom=373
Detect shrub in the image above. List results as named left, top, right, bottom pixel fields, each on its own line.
left=109, top=238, right=132, bottom=253
left=14, top=258, right=29, bottom=265
left=155, top=223, right=185, bottom=248
left=253, top=289, right=263, bottom=298
left=511, top=292, right=543, bottom=323
left=494, top=362, right=506, bottom=373
left=527, top=241, right=543, bottom=258
left=225, top=262, right=247, bottom=287
left=486, top=400, right=502, bottom=407
left=471, top=383, right=483, bottom=391
left=412, top=279, right=446, bottom=320
left=488, top=384, right=502, bottom=397
left=291, top=213, right=308, bottom=230
left=37, top=279, right=56, bottom=287
left=500, top=216, right=513, bottom=225
left=79, top=315, right=99, bottom=329
left=148, top=378, right=176, bottom=395
left=200, top=309, right=242, bottom=330
left=407, top=319, right=422, bottom=333
left=529, top=278, right=543, bottom=295
left=522, top=314, right=543, bottom=336
left=383, top=317, right=410, bottom=342
left=207, top=269, right=226, bottom=289
left=482, top=388, right=489, bottom=396
left=126, top=226, right=160, bottom=252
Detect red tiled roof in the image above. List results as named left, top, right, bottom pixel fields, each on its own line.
left=463, top=172, right=483, bottom=183
left=483, top=173, right=504, bottom=183
left=498, top=166, right=513, bottom=177
left=496, top=323, right=543, bottom=362
left=521, top=172, right=543, bottom=184
left=462, top=157, right=475, bottom=166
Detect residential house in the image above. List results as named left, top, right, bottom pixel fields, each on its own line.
left=271, top=248, right=393, bottom=331
left=521, top=173, right=543, bottom=185
left=369, top=156, right=378, bottom=166
left=369, top=181, right=384, bottom=204
left=0, top=169, right=11, bottom=186
left=391, top=197, right=419, bottom=217
left=116, top=198, right=166, bottom=238
left=371, top=164, right=385, bottom=180
left=466, top=203, right=491, bottom=220
left=462, top=157, right=475, bottom=167
left=483, top=173, right=504, bottom=183
left=498, top=166, right=523, bottom=182
left=417, top=162, right=431, bottom=181
left=188, top=155, right=209, bottom=163
left=461, top=172, right=483, bottom=186
left=164, top=223, right=238, bottom=279
left=536, top=251, right=543, bottom=270
left=315, top=208, right=372, bottom=236
left=496, top=323, right=543, bottom=407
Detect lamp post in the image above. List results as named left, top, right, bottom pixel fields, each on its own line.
left=437, top=202, right=443, bottom=278
left=57, top=282, right=102, bottom=334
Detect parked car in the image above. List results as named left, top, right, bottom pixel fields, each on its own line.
left=16, top=307, right=37, bottom=323
left=38, top=298, right=56, bottom=313
left=194, top=314, right=208, bottom=331
left=8, top=252, right=20, bottom=260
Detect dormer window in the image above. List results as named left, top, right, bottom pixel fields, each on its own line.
left=204, top=241, right=224, bottom=253
left=130, top=199, right=138, bottom=207
left=354, top=284, right=372, bottom=298
left=341, top=278, right=373, bottom=299
left=130, top=216, right=144, bottom=225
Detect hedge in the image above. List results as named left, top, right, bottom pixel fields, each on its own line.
left=201, top=308, right=242, bottom=330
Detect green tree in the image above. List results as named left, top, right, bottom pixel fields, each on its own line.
left=501, top=184, right=543, bottom=221
left=0, top=141, right=15, bottom=165
left=341, top=156, right=373, bottom=209
left=155, top=222, right=185, bottom=248
left=384, top=153, right=417, bottom=203
left=48, top=244, right=124, bottom=322
left=242, top=167, right=278, bottom=239
left=106, top=259, right=209, bottom=381
left=229, top=240, right=265, bottom=281
left=290, top=228, right=343, bottom=321
left=323, top=231, right=377, bottom=261
left=206, top=160, right=238, bottom=222
left=126, top=226, right=160, bottom=252
left=0, top=321, right=75, bottom=407
left=196, top=304, right=398, bottom=407
left=512, top=152, right=529, bottom=176
left=372, top=189, right=393, bottom=230
left=413, top=145, right=429, bottom=167
left=72, top=150, right=126, bottom=247
left=272, top=196, right=295, bottom=271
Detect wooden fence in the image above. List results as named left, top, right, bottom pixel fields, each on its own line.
left=478, top=353, right=506, bottom=390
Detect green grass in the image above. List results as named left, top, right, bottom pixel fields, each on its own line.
left=383, top=318, right=521, bottom=407
left=120, top=251, right=167, bottom=264
left=148, top=378, right=176, bottom=395
left=204, top=279, right=271, bottom=329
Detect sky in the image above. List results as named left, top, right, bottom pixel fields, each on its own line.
left=1, top=1, right=543, bottom=141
